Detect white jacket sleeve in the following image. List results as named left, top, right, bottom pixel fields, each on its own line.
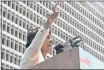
left=19, top=27, right=49, bottom=69
left=27, top=27, right=49, bottom=57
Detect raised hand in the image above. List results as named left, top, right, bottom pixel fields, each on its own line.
left=44, top=4, right=59, bottom=29
left=47, top=4, right=59, bottom=24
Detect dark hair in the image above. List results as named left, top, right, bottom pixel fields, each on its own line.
left=26, top=27, right=51, bottom=48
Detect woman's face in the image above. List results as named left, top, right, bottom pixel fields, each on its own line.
left=41, top=34, right=52, bottom=53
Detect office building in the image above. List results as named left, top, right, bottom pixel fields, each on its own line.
left=1, top=1, right=104, bottom=69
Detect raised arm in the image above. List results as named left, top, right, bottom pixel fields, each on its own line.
left=29, top=4, right=59, bottom=54
left=19, top=4, right=59, bottom=69
left=19, top=4, right=59, bottom=65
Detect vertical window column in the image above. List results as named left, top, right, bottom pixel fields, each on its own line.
left=19, top=30, right=22, bottom=40
left=11, top=38, right=14, bottom=49
left=19, top=17, right=23, bottom=27
left=12, top=2, right=16, bottom=10
left=19, top=5, right=23, bottom=14
left=19, top=43, right=22, bottom=53
left=6, top=51, right=10, bottom=62
left=6, top=37, right=10, bottom=47
left=15, top=28, right=18, bottom=38
left=23, top=20, right=26, bottom=29
left=15, top=40, right=18, bottom=51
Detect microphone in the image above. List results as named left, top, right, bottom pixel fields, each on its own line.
left=53, top=36, right=84, bottom=54
left=54, top=41, right=70, bottom=50
left=53, top=41, right=70, bottom=54
left=54, top=44, right=63, bottom=50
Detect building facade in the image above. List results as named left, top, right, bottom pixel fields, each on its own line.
left=1, top=1, right=104, bottom=69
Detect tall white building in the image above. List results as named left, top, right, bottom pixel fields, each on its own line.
left=1, top=1, right=104, bottom=69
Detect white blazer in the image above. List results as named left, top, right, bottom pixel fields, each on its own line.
left=19, top=27, right=49, bottom=69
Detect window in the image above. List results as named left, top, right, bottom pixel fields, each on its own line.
left=6, top=53, right=9, bottom=61
left=43, top=9, right=46, bottom=17
left=3, top=23, right=6, bottom=31
left=3, top=10, right=6, bottom=17
left=37, top=5, right=39, bottom=13
left=23, top=34, right=26, bottom=41
left=46, top=2, right=48, bottom=8
left=63, top=33, right=65, bottom=39
left=1, top=51, right=5, bottom=59
left=11, top=41, right=14, bottom=49
left=30, top=2, right=33, bottom=8
left=49, top=2, right=52, bottom=10
left=30, top=13, right=33, bottom=20
left=37, top=16, right=40, bottom=24
left=11, top=27, right=14, bottom=35
left=62, top=12, right=64, bottom=19
left=60, top=32, right=63, bottom=38
left=34, top=3, right=36, bottom=10
left=19, top=32, right=22, bottom=39
left=27, top=2, right=30, bottom=6
left=55, top=28, right=57, bottom=35
left=23, top=47, right=25, bottom=53
left=15, top=30, right=18, bottom=37
left=12, top=2, right=15, bottom=9
left=27, top=11, right=30, bottom=18
left=6, top=64, right=9, bottom=68
left=10, top=55, right=13, bottom=63
left=63, top=23, right=65, bottom=29
left=19, top=59, right=21, bottom=65
left=39, top=7, right=43, bottom=15
left=23, top=9, right=26, bottom=16
left=1, top=63, right=5, bottom=70
left=65, top=14, right=67, bottom=21
left=7, top=39, right=10, bottom=47
left=12, top=14, right=15, bottom=22
left=60, top=20, right=62, bottom=27
left=15, top=17, right=19, bottom=24
left=40, top=18, right=43, bottom=26
left=8, top=1, right=11, bottom=7
left=16, top=5, right=19, bottom=11
left=20, top=7, right=23, bottom=14
left=15, top=42, right=18, bottom=51
left=34, top=14, right=36, bottom=22
left=57, top=29, right=60, bottom=37
left=4, top=1, right=7, bottom=4
left=43, top=1, right=46, bottom=6
left=7, top=25, right=10, bottom=33
left=27, top=24, right=29, bottom=30
left=19, top=43, right=22, bottom=52
left=7, top=13, right=11, bottom=20
left=19, top=19, right=22, bottom=26
left=2, top=37, right=5, bottom=45
left=14, top=57, right=17, bottom=64
left=23, top=21, right=26, bottom=28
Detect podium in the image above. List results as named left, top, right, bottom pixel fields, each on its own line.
left=30, top=48, right=80, bottom=69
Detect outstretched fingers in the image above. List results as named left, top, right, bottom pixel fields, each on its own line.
left=52, top=4, right=58, bottom=13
